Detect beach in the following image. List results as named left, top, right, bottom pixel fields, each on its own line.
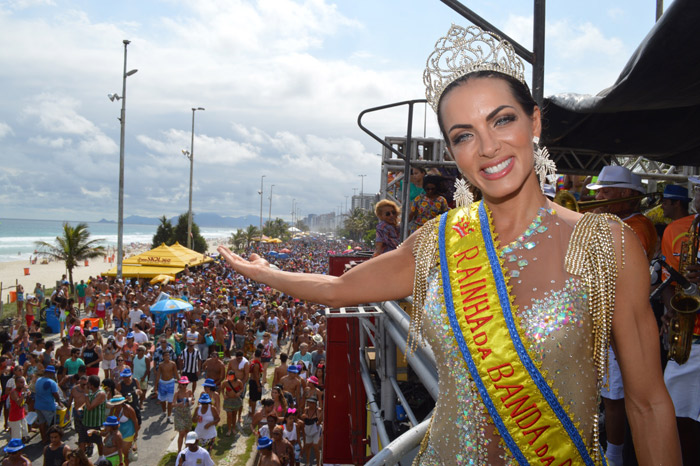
left=0, top=237, right=229, bottom=297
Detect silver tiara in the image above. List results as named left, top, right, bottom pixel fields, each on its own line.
left=423, top=25, right=526, bottom=112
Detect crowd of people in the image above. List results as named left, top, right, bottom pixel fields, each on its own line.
left=0, top=236, right=346, bottom=466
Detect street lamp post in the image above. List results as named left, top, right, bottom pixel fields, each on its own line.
left=108, top=39, right=138, bottom=279
left=259, top=175, right=266, bottom=237
left=183, top=107, right=205, bottom=249
left=358, top=174, right=366, bottom=209
left=268, top=184, right=275, bottom=223
left=291, top=198, right=296, bottom=226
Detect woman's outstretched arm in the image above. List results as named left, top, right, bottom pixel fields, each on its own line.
left=217, top=233, right=417, bottom=308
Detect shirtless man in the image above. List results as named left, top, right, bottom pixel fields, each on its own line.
left=270, top=425, right=295, bottom=466
left=201, top=351, right=226, bottom=390
left=54, top=337, right=72, bottom=366
left=155, top=351, right=179, bottom=418
left=279, top=366, right=302, bottom=408
left=272, top=353, right=289, bottom=388
left=233, top=314, right=247, bottom=351
left=67, top=375, right=89, bottom=426
left=252, top=399, right=276, bottom=431
left=227, top=351, right=249, bottom=396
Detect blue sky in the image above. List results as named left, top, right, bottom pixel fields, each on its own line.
left=0, top=0, right=672, bottom=222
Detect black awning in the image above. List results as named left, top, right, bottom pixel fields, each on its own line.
left=541, top=0, right=700, bottom=166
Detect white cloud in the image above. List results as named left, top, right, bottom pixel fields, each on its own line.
left=28, top=136, right=71, bottom=148
left=0, top=122, right=13, bottom=139
left=80, top=185, right=110, bottom=198
left=3, top=0, right=55, bottom=10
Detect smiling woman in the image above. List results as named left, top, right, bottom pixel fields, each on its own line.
left=216, top=24, right=680, bottom=465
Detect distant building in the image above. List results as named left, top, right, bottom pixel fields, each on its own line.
left=351, top=193, right=378, bottom=211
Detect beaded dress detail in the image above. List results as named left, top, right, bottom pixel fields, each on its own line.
left=415, top=206, right=599, bottom=465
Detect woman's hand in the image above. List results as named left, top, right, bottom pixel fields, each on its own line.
left=217, top=247, right=270, bottom=282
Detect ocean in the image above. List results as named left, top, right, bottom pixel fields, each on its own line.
left=0, top=218, right=235, bottom=263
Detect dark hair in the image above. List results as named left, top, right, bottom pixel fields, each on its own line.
left=280, top=353, right=288, bottom=363
left=87, top=375, right=101, bottom=388
left=437, top=71, right=537, bottom=147
left=47, top=425, right=64, bottom=438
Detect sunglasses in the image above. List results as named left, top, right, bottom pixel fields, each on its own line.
left=383, top=211, right=397, bottom=217
left=424, top=187, right=437, bottom=192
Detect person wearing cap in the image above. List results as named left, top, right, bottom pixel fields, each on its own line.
left=301, top=396, right=322, bottom=466
left=2, top=438, right=30, bottom=466
left=100, top=415, right=124, bottom=466
left=127, top=303, right=143, bottom=331
left=107, top=396, right=139, bottom=465
left=587, top=165, right=658, bottom=260
left=192, top=393, right=219, bottom=451
left=280, top=364, right=302, bottom=409
left=175, top=431, right=214, bottom=466
left=201, top=378, right=221, bottom=413
left=81, top=334, right=102, bottom=377
left=34, top=365, right=64, bottom=443
left=660, top=179, right=700, bottom=466
left=257, top=436, right=281, bottom=466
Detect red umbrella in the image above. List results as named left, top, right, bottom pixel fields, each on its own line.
left=354, top=246, right=362, bottom=250
left=280, top=248, right=291, bottom=254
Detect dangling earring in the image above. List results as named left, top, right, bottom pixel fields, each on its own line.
left=454, top=177, right=473, bottom=209
left=533, top=136, right=556, bottom=190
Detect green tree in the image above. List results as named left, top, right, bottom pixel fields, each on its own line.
left=244, top=225, right=260, bottom=248
left=230, top=229, right=246, bottom=252
left=263, top=217, right=291, bottom=241
left=152, top=216, right=174, bottom=248
left=35, top=223, right=105, bottom=292
left=172, top=213, right=208, bottom=253
left=342, top=207, right=374, bottom=242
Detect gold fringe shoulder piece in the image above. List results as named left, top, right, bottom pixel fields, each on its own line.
left=407, top=216, right=440, bottom=356
left=565, top=212, right=625, bottom=464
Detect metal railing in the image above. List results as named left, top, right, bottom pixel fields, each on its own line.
left=334, top=299, right=438, bottom=465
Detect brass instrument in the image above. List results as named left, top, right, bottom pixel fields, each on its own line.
left=553, top=190, right=661, bottom=213
left=668, top=215, right=700, bottom=365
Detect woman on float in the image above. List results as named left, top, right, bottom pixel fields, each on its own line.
left=218, top=25, right=679, bottom=465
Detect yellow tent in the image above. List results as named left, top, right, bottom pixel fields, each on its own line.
left=169, top=242, right=213, bottom=266
left=102, top=265, right=185, bottom=278
left=123, top=243, right=189, bottom=268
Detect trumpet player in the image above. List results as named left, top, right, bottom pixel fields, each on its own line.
left=587, top=166, right=659, bottom=466
left=660, top=181, right=700, bottom=466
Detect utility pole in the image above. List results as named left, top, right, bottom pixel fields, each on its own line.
left=259, top=175, right=266, bottom=237
left=268, top=184, right=275, bottom=223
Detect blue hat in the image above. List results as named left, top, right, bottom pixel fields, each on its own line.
left=91, top=326, right=99, bottom=332
left=287, top=365, right=300, bottom=374
left=240, top=310, right=247, bottom=316
left=109, top=396, right=126, bottom=405
left=120, top=368, right=132, bottom=378
left=198, top=393, right=212, bottom=404
left=203, top=378, right=216, bottom=388
left=103, top=415, right=120, bottom=426
left=126, top=332, right=134, bottom=338
left=663, top=184, right=691, bottom=201
left=44, top=365, right=56, bottom=373
left=257, top=436, right=273, bottom=449
left=4, top=439, right=24, bottom=453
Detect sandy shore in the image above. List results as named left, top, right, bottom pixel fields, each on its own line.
left=0, top=238, right=227, bottom=296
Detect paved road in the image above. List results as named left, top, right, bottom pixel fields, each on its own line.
left=2, top=389, right=179, bottom=465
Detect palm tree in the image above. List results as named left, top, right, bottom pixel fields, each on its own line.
left=244, top=225, right=260, bottom=249
left=230, top=229, right=246, bottom=252
left=35, top=223, right=106, bottom=292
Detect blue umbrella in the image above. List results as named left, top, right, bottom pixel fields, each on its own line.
left=150, top=298, right=193, bottom=314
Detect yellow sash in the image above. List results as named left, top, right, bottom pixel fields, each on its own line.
left=439, top=202, right=601, bottom=465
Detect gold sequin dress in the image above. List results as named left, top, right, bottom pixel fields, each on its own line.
left=415, top=206, right=603, bottom=465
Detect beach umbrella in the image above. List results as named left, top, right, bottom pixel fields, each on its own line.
left=150, top=274, right=175, bottom=285
left=150, top=298, right=193, bottom=314
left=354, top=246, right=362, bottom=250
left=280, top=248, right=291, bottom=254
